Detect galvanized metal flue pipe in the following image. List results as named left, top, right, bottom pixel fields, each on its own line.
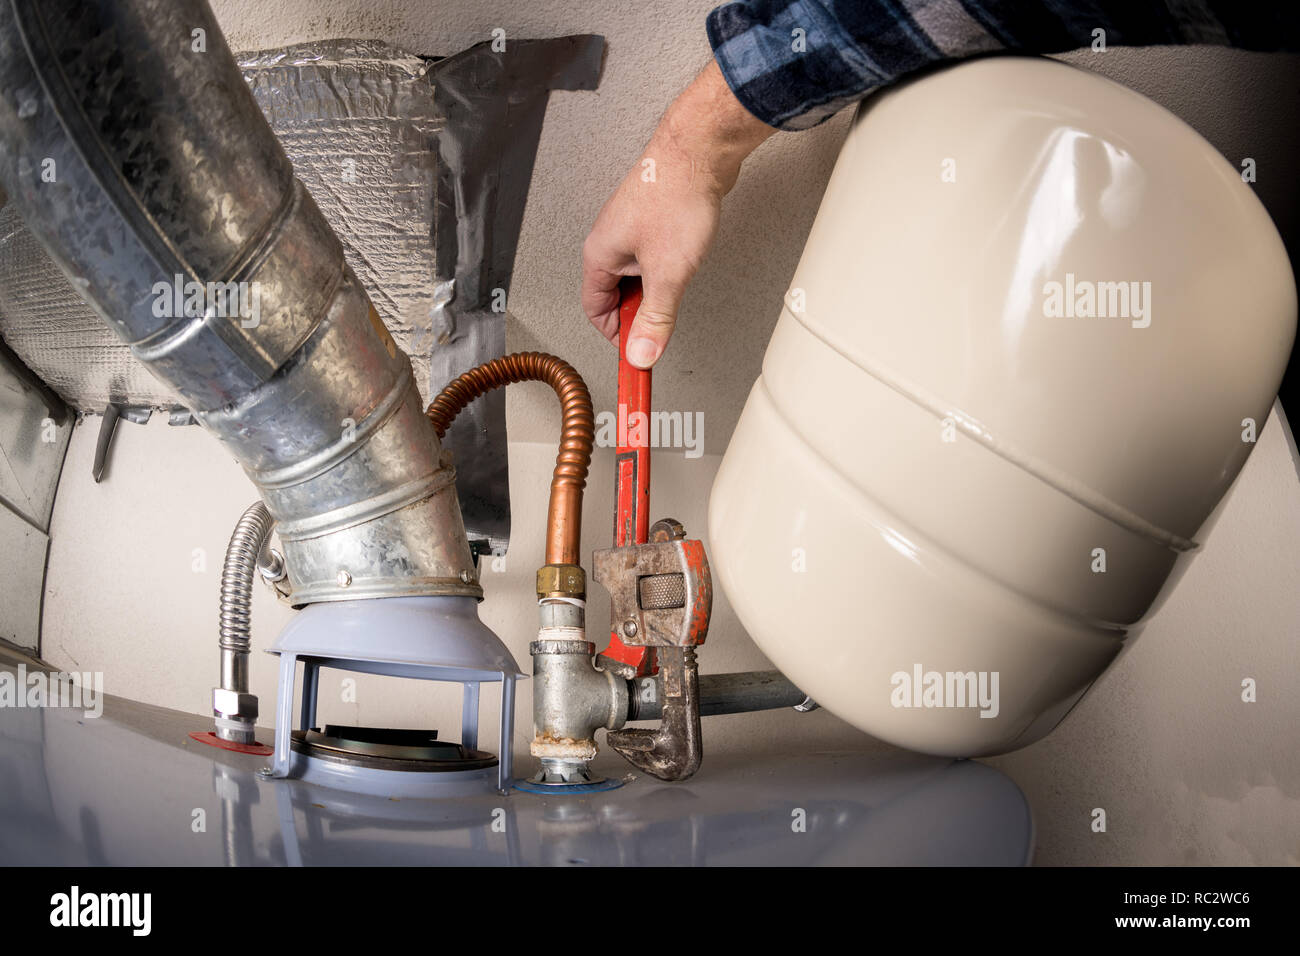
left=0, top=0, right=481, bottom=607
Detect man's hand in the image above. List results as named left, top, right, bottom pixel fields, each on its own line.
left=582, top=59, right=774, bottom=368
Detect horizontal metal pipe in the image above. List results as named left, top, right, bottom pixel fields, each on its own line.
left=628, top=670, right=811, bottom=721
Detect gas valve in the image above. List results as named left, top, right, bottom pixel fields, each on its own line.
left=592, top=520, right=712, bottom=781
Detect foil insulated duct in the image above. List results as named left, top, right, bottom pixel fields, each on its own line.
left=0, top=40, right=448, bottom=411
left=0, top=209, right=168, bottom=406
left=240, top=41, right=449, bottom=412
left=0, top=27, right=605, bottom=552
left=427, top=36, right=605, bottom=553
left=0, top=0, right=482, bottom=606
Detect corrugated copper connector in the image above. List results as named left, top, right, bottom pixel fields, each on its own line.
left=426, top=352, right=594, bottom=568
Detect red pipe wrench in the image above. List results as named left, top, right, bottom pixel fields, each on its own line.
left=592, top=278, right=712, bottom=779
left=599, top=278, right=656, bottom=677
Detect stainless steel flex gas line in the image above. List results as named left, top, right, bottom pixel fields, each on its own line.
left=214, top=501, right=279, bottom=743
left=0, top=0, right=482, bottom=611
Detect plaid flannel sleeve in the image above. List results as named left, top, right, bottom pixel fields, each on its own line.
left=706, top=0, right=1300, bottom=130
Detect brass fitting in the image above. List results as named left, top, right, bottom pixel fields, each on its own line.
left=536, top=563, right=586, bottom=599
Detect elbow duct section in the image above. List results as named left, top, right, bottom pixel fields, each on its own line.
left=0, top=0, right=480, bottom=606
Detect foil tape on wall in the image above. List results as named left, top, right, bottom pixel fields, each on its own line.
left=0, top=35, right=605, bottom=551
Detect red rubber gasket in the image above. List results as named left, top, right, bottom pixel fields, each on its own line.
left=188, top=730, right=273, bottom=756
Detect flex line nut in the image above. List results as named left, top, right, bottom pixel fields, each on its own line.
left=536, top=563, right=586, bottom=600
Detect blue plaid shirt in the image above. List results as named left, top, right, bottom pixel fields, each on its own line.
left=707, top=0, right=1300, bottom=129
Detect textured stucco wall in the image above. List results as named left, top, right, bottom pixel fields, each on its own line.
left=37, top=1, right=1300, bottom=865
left=205, top=3, right=1300, bottom=453
left=209, top=0, right=852, bottom=456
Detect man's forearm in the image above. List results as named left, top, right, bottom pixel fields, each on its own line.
left=579, top=59, right=777, bottom=368
left=708, top=0, right=1300, bottom=131
left=655, top=59, right=776, bottom=198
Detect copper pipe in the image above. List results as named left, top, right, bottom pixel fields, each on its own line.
left=426, top=352, right=594, bottom=567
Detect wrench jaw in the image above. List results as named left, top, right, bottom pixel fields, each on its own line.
left=593, top=530, right=712, bottom=782
left=607, top=647, right=702, bottom=781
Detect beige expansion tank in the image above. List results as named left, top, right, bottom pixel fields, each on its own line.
left=709, top=56, right=1296, bottom=757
